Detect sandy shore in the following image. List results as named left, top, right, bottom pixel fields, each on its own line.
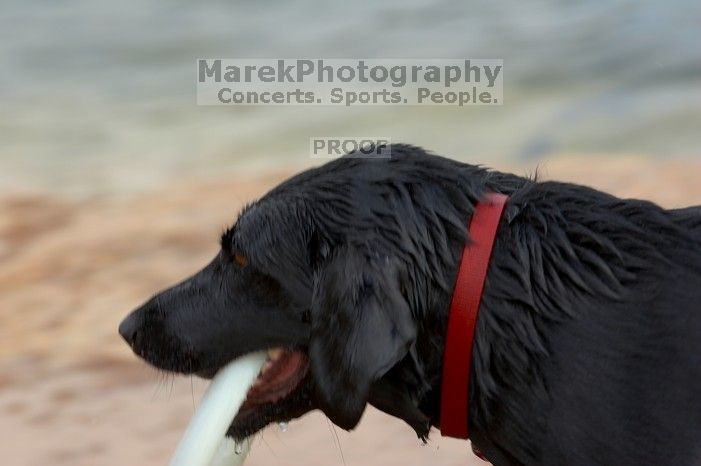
left=1, top=155, right=699, bottom=466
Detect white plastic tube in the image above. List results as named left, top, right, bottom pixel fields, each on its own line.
left=169, top=351, right=267, bottom=466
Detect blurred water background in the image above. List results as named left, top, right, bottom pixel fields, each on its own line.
left=1, top=4, right=700, bottom=465
left=1, top=0, right=700, bottom=197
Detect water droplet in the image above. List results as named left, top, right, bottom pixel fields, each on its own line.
left=278, top=421, right=288, bottom=432
left=234, top=441, right=244, bottom=455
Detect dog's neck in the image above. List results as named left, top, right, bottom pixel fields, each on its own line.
left=367, top=188, right=520, bottom=440
left=369, top=181, right=543, bottom=460
left=364, top=169, right=547, bottom=459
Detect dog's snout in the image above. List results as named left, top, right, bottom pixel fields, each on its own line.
left=119, top=311, right=140, bottom=346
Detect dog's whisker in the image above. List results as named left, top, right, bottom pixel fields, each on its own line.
left=325, top=418, right=346, bottom=466
left=150, top=368, right=176, bottom=401
left=166, top=371, right=176, bottom=400
left=258, top=432, right=279, bottom=460
left=190, top=375, right=195, bottom=412
left=150, top=369, right=166, bottom=400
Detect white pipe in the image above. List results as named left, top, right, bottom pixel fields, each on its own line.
left=169, top=351, right=267, bottom=466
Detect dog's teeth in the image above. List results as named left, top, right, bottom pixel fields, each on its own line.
left=260, top=360, right=274, bottom=374
left=267, top=347, right=284, bottom=360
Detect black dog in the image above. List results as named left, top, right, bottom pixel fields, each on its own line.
left=119, top=145, right=701, bottom=465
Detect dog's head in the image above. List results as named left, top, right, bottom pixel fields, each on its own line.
left=119, top=148, right=483, bottom=439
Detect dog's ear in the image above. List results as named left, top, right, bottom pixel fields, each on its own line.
left=309, top=244, right=416, bottom=430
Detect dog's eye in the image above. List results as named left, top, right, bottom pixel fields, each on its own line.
left=233, top=252, right=249, bottom=268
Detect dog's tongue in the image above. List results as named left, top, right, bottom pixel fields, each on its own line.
left=169, top=352, right=266, bottom=466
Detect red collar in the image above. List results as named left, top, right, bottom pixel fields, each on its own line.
left=440, top=192, right=508, bottom=440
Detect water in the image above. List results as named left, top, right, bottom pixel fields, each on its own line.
left=1, top=0, right=699, bottom=196
left=234, top=440, right=244, bottom=455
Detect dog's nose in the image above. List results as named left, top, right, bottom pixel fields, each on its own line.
left=119, top=312, right=140, bottom=346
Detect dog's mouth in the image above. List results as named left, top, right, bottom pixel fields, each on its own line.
left=238, top=347, right=309, bottom=415
left=217, top=347, right=313, bottom=439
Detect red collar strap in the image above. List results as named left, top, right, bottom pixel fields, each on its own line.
left=440, top=192, right=508, bottom=440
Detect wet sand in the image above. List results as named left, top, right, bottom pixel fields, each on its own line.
left=1, top=156, right=699, bottom=466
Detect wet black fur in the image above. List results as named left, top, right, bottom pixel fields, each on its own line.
left=119, top=145, right=701, bottom=465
